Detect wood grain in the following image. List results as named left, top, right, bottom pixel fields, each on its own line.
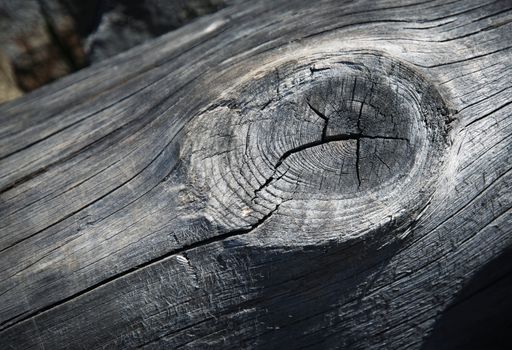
left=0, top=0, right=511, bottom=348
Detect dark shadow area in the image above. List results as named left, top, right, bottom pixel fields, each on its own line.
left=218, top=232, right=402, bottom=349
left=422, top=248, right=512, bottom=350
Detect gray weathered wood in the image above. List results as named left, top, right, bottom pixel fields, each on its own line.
left=0, top=0, right=511, bottom=348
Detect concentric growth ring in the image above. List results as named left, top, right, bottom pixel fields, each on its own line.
left=183, top=51, right=451, bottom=246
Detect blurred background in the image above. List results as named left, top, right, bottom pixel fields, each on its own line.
left=0, top=0, right=228, bottom=104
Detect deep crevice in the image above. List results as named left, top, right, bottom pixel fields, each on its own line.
left=252, top=176, right=274, bottom=200
left=355, top=88, right=366, bottom=187
left=306, top=101, right=329, bottom=140
left=355, top=139, right=361, bottom=186
left=309, top=66, right=331, bottom=74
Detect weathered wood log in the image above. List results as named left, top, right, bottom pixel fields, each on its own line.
left=0, top=0, right=511, bottom=348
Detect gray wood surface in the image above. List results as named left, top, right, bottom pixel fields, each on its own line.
left=0, top=0, right=511, bottom=348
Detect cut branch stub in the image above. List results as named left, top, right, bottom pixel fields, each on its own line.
left=183, top=51, right=451, bottom=247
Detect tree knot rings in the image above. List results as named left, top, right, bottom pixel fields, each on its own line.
left=183, top=51, right=451, bottom=247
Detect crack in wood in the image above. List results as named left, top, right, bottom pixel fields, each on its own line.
left=0, top=202, right=283, bottom=333
left=306, top=100, right=329, bottom=140
left=252, top=127, right=409, bottom=201
left=309, top=66, right=332, bottom=74
left=252, top=78, right=401, bottom=197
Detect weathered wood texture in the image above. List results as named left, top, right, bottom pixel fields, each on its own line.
left=0, top=0, right=511, bottom=348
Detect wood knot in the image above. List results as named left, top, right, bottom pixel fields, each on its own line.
left=183, top=51, right=450, bottom=246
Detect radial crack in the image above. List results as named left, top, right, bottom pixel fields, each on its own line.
left=252, top=132, right=408, bottom=201
left=252, top=176, right=274, bottom=200
left=355, top=92, right=365, bottom=187
left=306, top=100, right=329, bottom=140
left=356, top=139, right=361, bottom=186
